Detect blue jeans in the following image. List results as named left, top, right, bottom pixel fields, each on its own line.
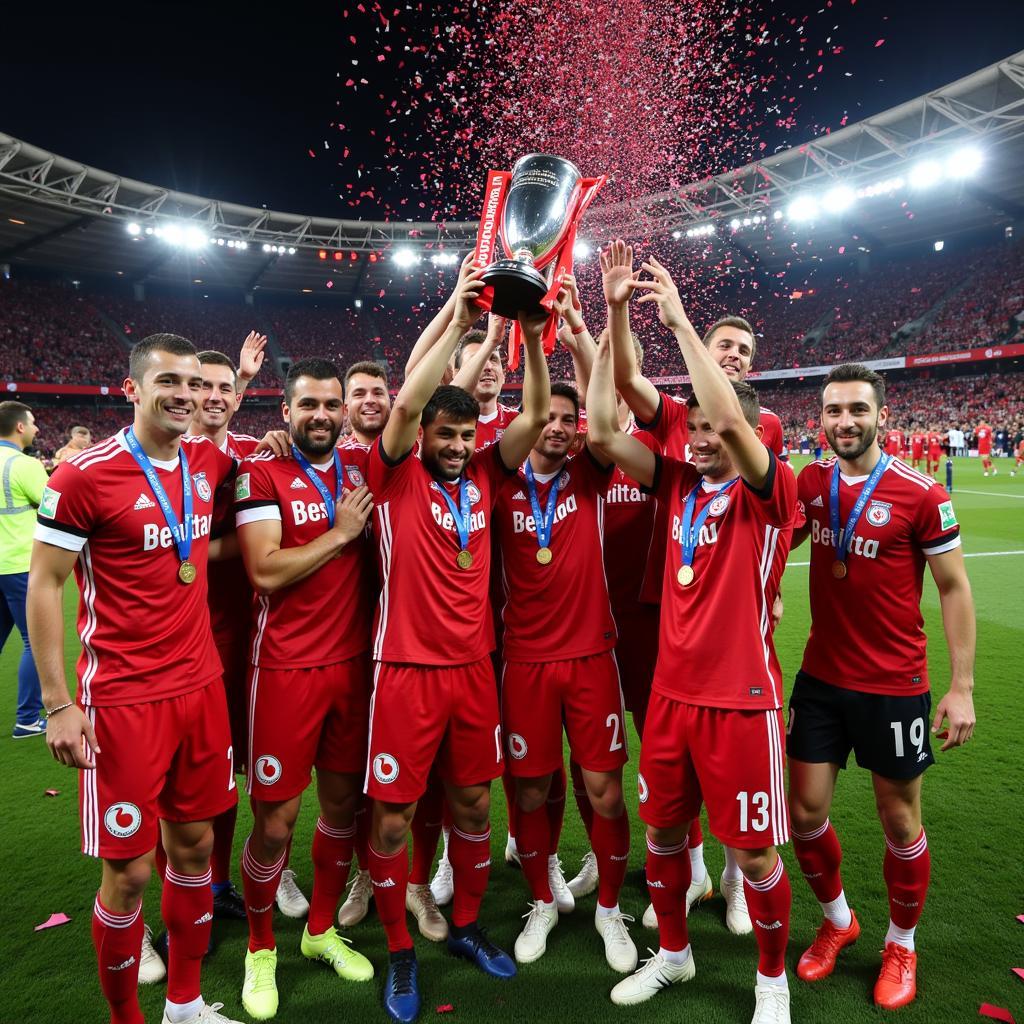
left=0, top=572, right=43, bottom=724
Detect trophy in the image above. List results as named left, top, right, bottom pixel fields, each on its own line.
left=472, top=154, right=606, bottom=366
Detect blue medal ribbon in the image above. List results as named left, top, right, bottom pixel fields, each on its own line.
left=437, top=477, right=472, bottom=552
left=291, top=445, right=343, bottom=528
left=124, top=427, right=193, bottom=563
left=829, top=453, right=891, bottom=566
left=524, top=460, right=563, bottom=553
left=680, top=477, right=739, bottom=571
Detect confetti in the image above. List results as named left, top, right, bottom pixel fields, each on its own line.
left=979, top=1006, right=1015, bottom=1024
left=35, top=913, right=71, bottom=931
left=44, top=789, right=60, bottom=797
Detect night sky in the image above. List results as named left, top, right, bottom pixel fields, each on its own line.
left=3, top=0, right=1022, bottom=218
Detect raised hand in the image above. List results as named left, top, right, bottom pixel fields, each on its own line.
left=485, top=312, right=509, bottom=347
left=452, top=268, right=488, bottom=331
left=239, top=331, right=268, bottom=382
left=333, top=485, right=375, bottom=545
left=601, top=239, right=638, bottom=308
left=628, top=255, right=692, bottom=334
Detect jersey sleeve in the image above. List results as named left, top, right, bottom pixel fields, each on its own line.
left=636, top=393, right=688, bottom=450
left=759, top=410, right=785, bottom=459
left=235, top=458, right=282, bottom=527
left=641, top=453, right=693, bottom=503
left=366, top=435, right=418, bottom=498
left=33, top=462, right=98, bottom=552
left=912, top=482, right=961, bottom=556
left=742, top=449, right=798, bottom=528
left=13, top=455, right=49, bottom=508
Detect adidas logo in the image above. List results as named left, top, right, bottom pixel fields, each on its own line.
left=610, top=854, right=629, bottom=862
left=372, top=877, right=396, bottom=888
left=247, top=903, right=273, bottom=914
left=133, top=492, right=156, bottom=510
left=194, top=912, right=213, bottom=926
left=519, top=850, right=540, bottom=860
left=647, top=880, right=666, bottom=889
left=810, top=495, right=824, bottom=507
left=108, top=956, right=136, bottom=972
left=755, top=919, right=783, bottom=930
left=290, top=476, right=308, bottom=490
left=474, top=860, right=492, bottom=870
left=512, top=490, right=527, bottom=501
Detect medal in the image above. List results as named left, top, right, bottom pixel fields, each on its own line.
left=831, top=560, right=847, bottom=579
left=536, top=547, right=553, bottom=565
left=178, top=560, right=197, bottom=584
left=677, top=565, right=695, bottom=586
left=456, top=549, right=473, bottom=570
left=438, top=477, right=474, bottom=571
left=678, top=477, right=738, bottom=588
left=524, top=460, right=563, bottom=568
left=828, top=453, right=891, bottom=583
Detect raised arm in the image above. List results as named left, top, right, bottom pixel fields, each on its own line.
left=585, top=329, right=657, bottom=488
left=405, top=253, right=476, bottom=377
left=603, top=239, right=660, bottom=423
left=555, top=274, right=597, bottom=401
left=236, top=331, right=268, bottom=401
left=451, top=313, right=507, bottom=391
left=631, top=255, right=770, bottom=490
left=497, top=313, right=551, bottom=469
left=925, top=546, right=976, bottom=750
left=385, top=268, right=487, bottom=460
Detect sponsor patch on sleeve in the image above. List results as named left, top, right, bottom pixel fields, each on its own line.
left=938, top=499, right=958, bottom=532
left=234, top=473, right=251, bottom=501
left=39, top=486, right=61, bottom=519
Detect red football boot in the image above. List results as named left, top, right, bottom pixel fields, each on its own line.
left=796, top=911, right=861, bottom=982
left=873, top=941, right=917, bottom=1009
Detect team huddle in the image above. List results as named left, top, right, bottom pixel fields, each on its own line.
left=26, top=244, right=977, bottom=1024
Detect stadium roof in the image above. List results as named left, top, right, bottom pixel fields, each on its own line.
left=1, top=49, right=1023, bottom=298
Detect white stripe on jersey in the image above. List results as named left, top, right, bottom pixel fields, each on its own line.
left=372, top=503, right=394, bottom=662
left=67, top=434, right=122, bottom=470
left=923, top=535, right=962, bottom=555
left=765, top=709, right=788, bottom=847
left=83, top=707, right=98, bottom=856
left=363, top=662, right=383, bottom=796
left=756, top=524, right=782, bottom=705
left=888, top=459, right=935, bottom=492
left=250, top=595, right=270, bottom=667
left=245, top=667, right=261, bottom=796
left=78, top=543, right=100, bottom=706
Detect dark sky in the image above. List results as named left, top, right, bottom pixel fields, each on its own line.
left=3, top=0, right=1022, bottom=217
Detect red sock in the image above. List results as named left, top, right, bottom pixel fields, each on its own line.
left=687, top=819, right=703, bottom=848
left=162, top=865, right=213, bottom=1005
left=884, top=829, right=930, bottom=930
left=546, top=765, right=567, bottom=853
left=154, top=829, right=168, bottom=883
left=211, top=804, right=238, bottom=886
left=501, top=768, right=518, bottom=840
left=792, top=818, right=844, bottom=904
left=92, top=896, right=145, bottom=1024
left=516, top=805, right=553, bottom=902
left=241, top=837, right=285, bottom=952
left=592, top=810, right=630, bottom=909
left=369, top=845, right=412, bottom=951
left=354, top=800, right=371, bottom=872
left=743, top=854, right=792, bottom=978
left=410, top=786, right=443, bottom=885
left=645, top=835, right=690, bottom=951
left=448, top=825, right=491, bottom=927
left=569, top=760, right=594, bottom=840
left=308, top=818, right=355, bottom=934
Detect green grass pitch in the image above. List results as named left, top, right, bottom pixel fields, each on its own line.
left=2, top=455, right=1021, bottom=1023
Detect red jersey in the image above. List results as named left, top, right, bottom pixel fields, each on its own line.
left=234, top=448, right=374, bottom=669
left=797, top=457, right=961, bottom=696
left=475, top=403, right=519, bottom=450
left=495, top=449, right=617, bottom=662
left=910, top=433, right=925, bottom=458
left=817, top=430, right=827, bottom=450
left=646, top=450, right=796, bottom=710
left=207, top=431, right=260, bottom=644
left=367, top=438, right=514, bottom=665
left=34, top=430, right=235, bottom=707
left=975, top=425, right=992, bottom=455
left=927, top=431, right=943, bottom=455
left=884, top=430, right=904, bottom=456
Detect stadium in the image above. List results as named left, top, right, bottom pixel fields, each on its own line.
left=1, top=9, right=1021, bottom=1024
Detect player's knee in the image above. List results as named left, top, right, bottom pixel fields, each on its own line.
left=646, top=824, right=686, bottom=849
left=877, top=801, right=920, bottom=845
left=374, top=805, right=415, bottom=850
left=515, top=776, right=550, bottom=813
left=788, top=796, right=828, bottom=835
left=451, top=787, right=490, bottom=832
left=734, top=846, right=776, bottom=882
left=587, top=775, right=624, bottom=818
left=106, top=858, right=152, bottom=903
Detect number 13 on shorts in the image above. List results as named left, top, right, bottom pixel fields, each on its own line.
left=736, top=790, right=771, bottom=833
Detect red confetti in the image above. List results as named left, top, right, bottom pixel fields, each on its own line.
left=979, top=1006, right=1015, bottom=1024
left=875, top=38, right=885, bottom=46
left=436, top=1006, right=454, bottom=1014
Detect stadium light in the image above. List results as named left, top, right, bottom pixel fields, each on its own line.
left=354, top=298, right=363, bottom=309
left=237, top=241, right=248, bottom=251
left=573, top=241, right=591, bottom=260
left=392, top=248, right=420, bottom=267
left=430, top=252, right=458, bottom=266
left=126, top=222, right=141, bottom=236
left=934, top=240, right=945, bottom=252
left=287, top=247, right=296, bottom=255
left=671, top=230, right=681, bottom=240
left=262, top=243, right=272, bottom=253
left=183, top=227, right=208, bottom=250
left=730, top=218, right=741, bottom=231
left=822, top=186, right=855, bottom=215
left=787, top=196, right=819, bottom=223
left=772, top=210, right=783, bottom=221
left=946, top=146, right=983, bottom=179
left=160, top=224, right=183, bottom=246
left=909, top=159, right=943, bottom=190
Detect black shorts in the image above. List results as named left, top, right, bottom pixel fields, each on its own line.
left=786, top=671, right=934, bottom=780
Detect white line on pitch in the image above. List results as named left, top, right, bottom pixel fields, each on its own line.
left=787, top=549, right=1024, bottom=568
left=953, top=488, right=1024, bottom=499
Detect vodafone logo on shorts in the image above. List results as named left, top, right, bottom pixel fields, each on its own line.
left=254, top=755, right=283, bottom=786
left=104, top=802, right=142, bottom=839
left=637, top=773, right=649, bottom=804
left=373, top=753, right=400, bottom=785
left=507, top=733, right=528, bottom=760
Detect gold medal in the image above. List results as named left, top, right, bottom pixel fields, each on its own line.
left=677, top=565, right=695, bottom=587
left=456, top=549, right=474, bottom=570
left=178, top=560, right=197, bottom=585
left=832, top=560, right=847, bottom=579
left=536, top=547, right=553, bottom=565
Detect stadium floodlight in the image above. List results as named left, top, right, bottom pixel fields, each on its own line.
left=672, top=230, right=681, bottom=240
left=287, top=246, right=296, bottom=255
left=909, top=159, right=943, bottom=190
left=430, top=252, right=458, bottom=266
left=262, top=243, right=272, bottom=253
left=354, top=298, right=363, bottom=309
left=787, top=195, right=819, bottom=223
left=730, top=218, right=741, bottom=231
left=772, top=210, right=783, bottom=221
left=126, top=222, right=141, bottom=236
left=946, top=146, right=983, bottom=179
left=934, top=240, right=945, bottom=252
left=392, top=248, right=420, bottom=267
left=183, top=226, right=208, bottom=250
left=822, top=186, right=855, bottom=215
left=160, top=224, right=183, bottom=246
left=573, top=241, right=591, bottom=260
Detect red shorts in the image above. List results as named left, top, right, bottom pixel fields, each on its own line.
left=910, top=446, right=923, bottom=460
left=929, top=448, right=942, bottom=461
left=637, top=692, right=789, bottom=849
left=501, top=652, right=628, bottom=777
left=215, top=631, right=250, bottom=770
left=366, top=657, right=502, bottom=803
left=613, top=607, right=659, bottom=721
left=79, top=679, right=237, bottom=860
left=247, top=653, right=372, bottom=801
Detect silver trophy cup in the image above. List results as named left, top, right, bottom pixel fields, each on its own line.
left=482, top=153, right=582, bottom=318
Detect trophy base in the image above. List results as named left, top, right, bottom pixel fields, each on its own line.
left=481, top=261, right=549, bottom=319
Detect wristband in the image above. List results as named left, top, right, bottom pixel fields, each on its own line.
left=571, top=323, right=588, bottom=336
left=45, top=701, right=74, bottom=718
